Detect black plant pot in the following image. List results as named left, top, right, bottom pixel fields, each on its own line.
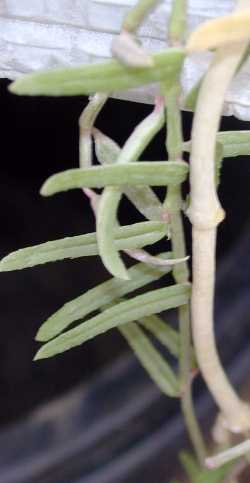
left=0, top=222, right=250, bottom=483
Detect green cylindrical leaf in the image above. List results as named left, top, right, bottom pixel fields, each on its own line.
left=94, top=128, right=164, bottom=221
left=97, top=186, right=127, bottom=279
left=183, top=78, right=202, bottom=111
left=34, top=283, right=190, bottom=360
left=10, top=49, right=185, bottom=97
left=0, top=221, right=167, bottom=271
left=96, top=99, right=167, bottom=279
left=184, top=131, right=250, bottom=158
left=217, top=130, right=250, bottom=157
left=119, top=322, right=179, bottom=397
left=37, top=252, right=173, bottom=342
left=115, top=98, right=165, bottom=165
left=79, top=93, right=107, bottom=168
left=125, top=186, right=164, bottom=221
left=93, top=128, right=120, bottom=165
left=40, top=162, right=188, bottom=196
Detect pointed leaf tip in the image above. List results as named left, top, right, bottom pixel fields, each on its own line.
left=9, top=49, right=185, bottom=97
left=34, top=283, right=190, bottom=359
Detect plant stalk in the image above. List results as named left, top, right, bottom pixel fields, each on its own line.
left=187, top=0, right=250, bottom=433
left=163, top=0, right=206, bottom=464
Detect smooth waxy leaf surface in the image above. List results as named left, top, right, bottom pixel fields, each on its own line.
left=37, top=252, right=173, bottom=342
left=34, top=283, right=190, bottom=360
left=40, top=162, right=189, bottom=196
left=10, top=49, right=185, bottom=97
left=0, top=221, right=167, bottom=271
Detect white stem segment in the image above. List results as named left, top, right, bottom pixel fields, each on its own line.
left=188, top=1, right=250, bottom=433
left=206, top=438, right=250, bottom=469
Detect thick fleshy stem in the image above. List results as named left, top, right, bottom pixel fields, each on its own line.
left=187, top=0, right=250, bottom=434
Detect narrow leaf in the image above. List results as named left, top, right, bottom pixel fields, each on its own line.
left=9, top=49, right=185, bottom=97
left=93, top=128, right=121, bottom=165
left=119, top=322, right=179, bottom=397
left=97, top=187, right=127, bottom=279
left=183, top=78, right=202, bottom=112
left=0, top=221, right=167, bottom=271
left=125, top=186, right=164, bottom=221
left=94, top=128, right=164, bottom=221
left=115, top=96, right=165, bottom=164
left=139, top=314, right=180, bottom=358
left=79, top=93, right=107, bottom=168
left=183, top=131, right=250, bottom=158
left=40, top=162, right=189, bottom=197
left=36, top=252, right=173, bottom=342
left=215, top=141, right=224, bottom=188
left=96, top=98, right=167, bottom=279
left=34, top=283, right=190, bottom=360
left=217, top=130, right=250, bottom=157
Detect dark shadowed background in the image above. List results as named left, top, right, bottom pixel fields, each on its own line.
left=0, top=76, right=250, bottom=435
left=0, top=80, right=250, bottom=483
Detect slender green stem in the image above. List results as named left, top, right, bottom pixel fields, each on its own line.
left=122, top=0, right=160, bottom=32
left=168, top=0, right=186, bottom=45
left=164, top=185, right=206, bottom=465
left=163, top=0, right=206, bottom=465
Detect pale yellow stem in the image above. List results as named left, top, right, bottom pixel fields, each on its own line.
left=188, top=0, right=250, bottom=433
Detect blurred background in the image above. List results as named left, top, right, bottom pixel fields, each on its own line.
left=0, top=80, right=250, bottom=482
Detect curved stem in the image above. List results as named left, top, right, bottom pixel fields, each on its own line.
left=188, top=3, right=250, bottom=433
